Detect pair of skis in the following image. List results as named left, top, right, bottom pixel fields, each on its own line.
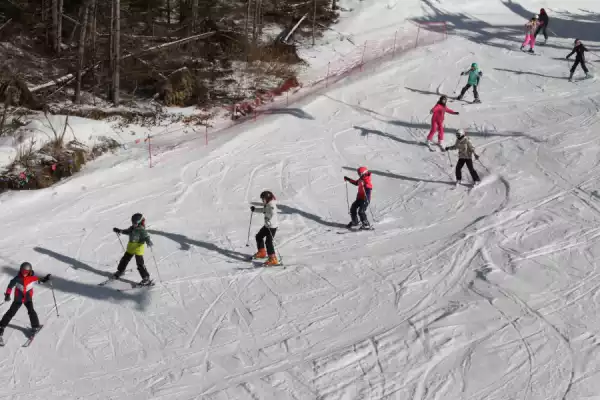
left=0, top=325, right=44, bottom=347
left=97, top=269, right=155, bottom=290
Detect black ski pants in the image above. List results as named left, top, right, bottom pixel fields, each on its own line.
left=350, top=199, right=369, bottom=225
left=456, top=158, right=480, bottom=182
left=256, top=226, right=277, bottom=255
left=458, top=84, right=479, bottom=100
left=571, top=58, right=589, bottom=74
left=117, top=252, right=150, bottom=279
left=534, top=25, right=548, bottom=40
left=0, top=301, right=40, bottom=330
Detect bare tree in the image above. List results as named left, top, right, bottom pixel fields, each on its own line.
left=112, top=0, right=121, bottom=105
left=75, top=0, right=91, bottom=104
left=191, top=0, right=199, bottom=33
left=51, top=0, right=58, bottom=52
left=57, top=0, right=64, bottom=53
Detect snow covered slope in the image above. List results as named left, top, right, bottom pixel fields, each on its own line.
left=1, top=0, right=600, bottom=399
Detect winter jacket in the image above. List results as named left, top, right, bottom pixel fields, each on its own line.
left=447, top=136, right=478, bottom=159
left=431, top=103, right=458, bottom=122
left=463, top=68, right=482, bottom=86
left=539, top=9, right=549, bottom=26
left=254, top=200, right=279, bottom=229
left=567, top=43, right=587, bottom=61
left=524, top=20, right=539, bottom=35
left=119, top=225, right=152, bottom=256
left=5, top=273, right=41, bottom=303
left=346, top=172, right=373, bottom=202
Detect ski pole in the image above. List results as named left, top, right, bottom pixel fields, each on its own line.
left=150, top=247, right=163, bottom=283
left=446, top=148, right=453, bottom=167
left=478, top=159, right=490, bottom=173
left=345, top=181, right=350, bottom=214
left=49, top=280, right=59, bottom=317
left=116, top=232, right=126, bottom=252
left=245, top=211, right=253, bottom=247
left=453, top=75, right=462, bottom=94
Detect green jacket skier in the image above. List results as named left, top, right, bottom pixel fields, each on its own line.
left=457, top=63, right=483, bottom=102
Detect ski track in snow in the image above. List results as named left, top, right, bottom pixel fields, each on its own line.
left=2, top=1, right=600, bottom=398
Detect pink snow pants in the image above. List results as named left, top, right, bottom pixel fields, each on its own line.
left=522, top=34, right=536, bottom=49
left=428, top=119, right=444, bottom=142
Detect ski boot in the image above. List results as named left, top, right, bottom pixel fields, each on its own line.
left=437, top=141, right=445, bottom=151
left=251, top=248, right=267, bottom=260
left=528, top=48, right=534, bottom=54
left=113, top=270, right=124, bottom=279
left=473, top=98, right=481, bottom=104
left=359, top=222, right=373, bottom=231
left=346, top=221, right=359, bottom=229
left=139, top=277, right=153, bottom=286
left=455, top=179, right=461, bottom=188
left=568, top=72, right=574, bottom=82
left=263, top=255, right=280, bottom=267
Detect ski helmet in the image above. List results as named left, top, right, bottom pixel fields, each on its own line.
left=439, top=95, right=448, bottom=104
left=575, top=39, right=581, bottom=45
left=131, top=213, right=145, bottom=226
left=533, top=14, right=539, bottom=19
left=357, top=166, right=369, bottom=176
left=19, top=262, right=32, bottom=275
left=471, top=62, right=478, bottom=68
left=456, top=129, right=465, bottom=137
left=260, top=190, right=275, bottom=203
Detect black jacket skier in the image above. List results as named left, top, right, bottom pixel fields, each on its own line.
left=566, top=40, right=589, bottom=81
left=535, top=8, right=549, bottom=42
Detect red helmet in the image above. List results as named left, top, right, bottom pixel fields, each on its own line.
left=357, top=166, right=368, bottom=177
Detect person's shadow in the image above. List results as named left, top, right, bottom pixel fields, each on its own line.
left=147, top=230, right=249, bottom=262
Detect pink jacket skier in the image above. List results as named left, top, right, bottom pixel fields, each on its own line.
left=521, top=15, right=540, bottom=53
left=427, top=95, right=458, bottom=148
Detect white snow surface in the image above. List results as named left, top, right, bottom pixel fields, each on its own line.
left=2, top=0, right=600, bottom=399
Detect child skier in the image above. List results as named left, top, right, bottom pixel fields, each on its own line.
left=0, top=262, right=51, bottom=340
left=113, top=213, right=153, bottom=285
left=566, top=39, right=589, bottom=81
left=250, top=191, right=280, bottom=266
left=427, top=95, right=459, bottom=150
left=445, top=129, right=481, bottom=187
left=457, top=63, right=483, bottom=103
left=535, top=9, right=549, bottom=44
left=521, top=15, right=540, bottom=53
left=344, top=166, right=373, bottom=230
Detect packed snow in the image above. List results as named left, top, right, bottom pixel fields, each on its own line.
left=1, top=0, right=600, bottom=399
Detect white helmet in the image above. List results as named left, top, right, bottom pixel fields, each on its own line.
left=533, top=14, right=539, bottom=19
left=456, top=129, right=465, bottom=137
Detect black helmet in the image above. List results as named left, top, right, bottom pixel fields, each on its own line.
left=439, top=95, right=447, bottom=104
left=260, top=190, right=275, bottom=203
left=131, top=213, right=145, bottom=226
left=20, top=262, right=32, bottom=274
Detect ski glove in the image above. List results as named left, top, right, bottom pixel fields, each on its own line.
left=475, top=155, right=480, bottom=160
left=113, top=228, right=121, bottom=234
left=250, top=206, right=256, bottom=212
left=4, top=294, right=9, bottom=302
left=39, top=274, right=51, bottom=283
left=147, top=239, right=153, bottom=247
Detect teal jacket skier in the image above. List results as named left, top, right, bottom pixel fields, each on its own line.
left=457, top=63, right=482, bottom=102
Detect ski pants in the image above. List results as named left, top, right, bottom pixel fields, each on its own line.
left=534, top=25, right=548, bottom=40
left=350, top=199, right=369, bottom=225
left=456, top=158, right=480, bottom=182
left=458, top=84, right=479, bottom=100
left=256, top=226, right=277, bottom=256
left=0, top=301, right=40, bottom=330
left=117, top=252, right=150, bottom=279
left=522, top=34, right=536, bottom=49
left=427, top=119, right=445, bottom=143
left=571, top=58, right=589, bottom=75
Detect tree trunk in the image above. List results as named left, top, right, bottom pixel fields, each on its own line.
left=109, top=0, right=114, bottom=100
left=166, top=0, right=171, bottom=24
left=112, top=0, right=121, bottom=106
left=312, top=0, right=316, bottom=46
left=332, top=0, right=337, bottom=10
left=191, top=0, right=198, bottom=33
left=90, top=0, right=98, bottom=106
left=245, top=0, right=251, bottom=42
left=51, top=0, right=58, bottom=52
left=75, top=1, right=90, bottom=104
left=57, top=0, right=64, bottom=54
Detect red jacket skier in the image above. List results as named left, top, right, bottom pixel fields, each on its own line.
left=0, top=262, right=51, bottom=339
left=427, top=95, right=458, bottom=149
left=344, top=166, right=373, bottom=229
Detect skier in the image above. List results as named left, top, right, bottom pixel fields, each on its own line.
left=566, top=39, right=589, bottom=81
left=344, top=166, right=373, bottom=230
left=250, top=191, right=280, bottom=266
left=427, top=95, right=459, bottom=150
left=457, top=63, right=483, bottom=103
left=535, top=9, right=549, bottom=44
left=520, top=15, right=539, bottom=53
left=445, top=129, right=481, bottom=187
left=112, top=213, right=153, bottom=285
left=0, top=262, right=51, bottom=339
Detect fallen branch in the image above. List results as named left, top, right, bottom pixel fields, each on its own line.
left=0, top=18, right=12, bottom=33
left=30, top=31, right=217, bottom=93
left=123, top=51, right=167, bottom=81
left=46, top=105, right=158, bottom=120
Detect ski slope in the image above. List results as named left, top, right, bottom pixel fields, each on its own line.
left=1, top=0, right=600, bottom=399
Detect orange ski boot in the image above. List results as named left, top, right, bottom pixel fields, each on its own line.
left=263, top=255, right=280, bottom=266
left=252, top=248, right=267, bottom=260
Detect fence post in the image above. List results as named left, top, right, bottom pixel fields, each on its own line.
left=286, top=90, right=289, bottom=106
left=205, top=125, right=208, bottom=146
left=360, top=41, right=367, bottom=71
left=415, top=25, right=421, bottom=48
left=326, top=62, right=330, bottom=88
left=146, top=134, right=152, bottom=168
left=392, top=30, right=398, bottom=58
